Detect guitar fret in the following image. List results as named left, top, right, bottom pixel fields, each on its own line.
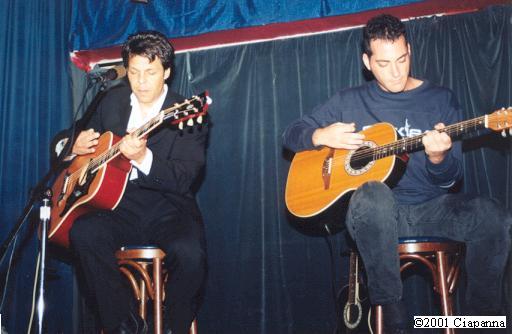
left=353, top=115, right=496, bottom=166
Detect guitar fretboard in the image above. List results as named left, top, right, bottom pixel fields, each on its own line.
left=87, top=113, right=163, bottom=173
left=351, top=115, right=487, bottom=163
left=67, top=94, right=206, bottom=182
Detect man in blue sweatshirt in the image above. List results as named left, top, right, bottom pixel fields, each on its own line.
left=283, top=14, right=511, bottom=333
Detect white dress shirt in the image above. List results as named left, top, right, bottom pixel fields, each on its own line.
left=127, top=84, right=168, bottom=180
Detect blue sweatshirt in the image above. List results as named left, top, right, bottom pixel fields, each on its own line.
left=282, top=80, right=463, bottom=205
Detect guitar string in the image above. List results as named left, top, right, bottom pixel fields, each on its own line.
left=63, top=109, right=498, bottom=185
left=84, top=96, right=202, bottom=171
left=350, top=117, right=485, bottom=162
left=63, top=96, right=204, bottom=190
left=86, top=97, right=199, bottom=171
left=63, top=115, right=162, bottom=192
left=327, top=116, right=492, bottom=164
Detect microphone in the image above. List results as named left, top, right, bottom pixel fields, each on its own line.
left=90, top=65, right=127, bottom=82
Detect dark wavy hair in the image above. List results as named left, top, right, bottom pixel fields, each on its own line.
left=121, top=30, right=174, bottom=70
left=362, top=14, right=407, bottom=57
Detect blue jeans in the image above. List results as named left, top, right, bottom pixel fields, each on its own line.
left=345, top=181, right=511, bottom=312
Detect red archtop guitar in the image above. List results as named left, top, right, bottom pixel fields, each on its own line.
left=48, top=92, right=210, bottom=247
left=285, top=107, right=512, bottom=218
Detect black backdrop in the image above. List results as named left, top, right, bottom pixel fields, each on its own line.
left=2, top=4, right=509, bottom=334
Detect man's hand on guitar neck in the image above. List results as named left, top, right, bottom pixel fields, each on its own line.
left=422, top=123, right=452, bottom=164
left=119, top=130, right=148, bottom=165
left=312, top=122, right=365, bottom=150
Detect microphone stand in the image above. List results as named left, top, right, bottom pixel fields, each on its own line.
left=36, top=191, right=51, bottom=334
left=0, top=78, right=113, bottom=332
left=0, top=80, right=110, bottom=263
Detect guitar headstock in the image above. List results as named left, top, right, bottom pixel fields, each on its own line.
left=164, top=91, right=210, bottom=129
left=487, top=107, right=512, bottom=137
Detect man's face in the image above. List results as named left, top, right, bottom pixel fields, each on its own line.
left=362, top=35, right=411, bottom=93
left=127, top=54, right=171, bottom=107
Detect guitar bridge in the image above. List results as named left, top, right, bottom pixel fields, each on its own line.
left=322, top=149, right=334, bottom=190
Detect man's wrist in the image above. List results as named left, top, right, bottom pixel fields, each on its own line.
left=134, top=149, right=147, bottom=165
left=312, top=128, right=323, bottom=147
left=426, top=151, right=447, bottom=164
left=130, top=148, right=153, bottom=175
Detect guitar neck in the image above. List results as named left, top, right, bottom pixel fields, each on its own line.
left=87, top=95, right=204, bottom=173
left=87, top=113, right=164, bottom=173
left=362, top=115, right=488, bottom=161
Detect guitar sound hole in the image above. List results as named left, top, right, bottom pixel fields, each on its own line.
left=349, top=146, right=373, bottom=170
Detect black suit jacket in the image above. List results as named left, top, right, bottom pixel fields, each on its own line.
left=86, top=82, right=208, bottom=223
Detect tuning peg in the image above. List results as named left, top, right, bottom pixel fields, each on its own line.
left=509, top=128, right=512, bottom=136
left=502, top=130, right=507, bottom=138
left=187, top=118, right=194, bottom=127
left=178, top=122, right=184, bottom=130
left=197, top=115, right=203, bottom=124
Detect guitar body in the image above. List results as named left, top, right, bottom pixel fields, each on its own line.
left=286, top=123, right=408, bottom=218
left=48, top=131, right=132, bottom=247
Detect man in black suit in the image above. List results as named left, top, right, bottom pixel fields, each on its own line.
left=68, top=31, right=207, bottom=334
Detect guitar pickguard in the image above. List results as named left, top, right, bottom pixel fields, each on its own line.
left=60, top=168, right=97, bottom=217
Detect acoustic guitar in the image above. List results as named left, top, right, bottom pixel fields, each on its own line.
left=48, top=92, right=209, bottom=247
left=285, top=108, right=512, bottom=218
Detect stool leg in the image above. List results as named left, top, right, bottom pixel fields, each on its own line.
left=190, top=319, right=198, bottom=334
left=140, top=263, right=148, bottom=320
left=436, top=251, right=454, bottom=334
left=154, top=258, right=163, bottom=334
left=374, top=305, right=383, bottom=334
left=140, top=279, right=147, bottom=319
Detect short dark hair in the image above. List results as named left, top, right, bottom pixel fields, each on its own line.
left=362, top=14, right=407, bottom=57
left=121, top=30, right=174, bottom=70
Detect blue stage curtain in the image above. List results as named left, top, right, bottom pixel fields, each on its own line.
left=0, top=0, right=73, bottom=333
left=68, top=5, right=511, bottom=333
left=169, top=6, right=511, bottom=332
left=69, top=0, right=422, bottom=51
left=1, top=3, right=510, bottom=334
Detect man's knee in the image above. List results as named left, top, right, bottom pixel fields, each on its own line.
left=164, top=241, right=206, bottom=276
left=346, top=181, right=396, bottom=234
left=468, top=196, right=512, bottom=236
left=352, top=181, right=393, bottom=208
left=348, top=182, right=394, bottom=220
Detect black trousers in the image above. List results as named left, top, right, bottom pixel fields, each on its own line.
left=345, top=181, right=511, bottom=312
left=69, top=209, right=207, bottom=333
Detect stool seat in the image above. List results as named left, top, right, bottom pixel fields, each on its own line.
left=399, top=236, right=457, bottom=244
left=117, top=245, right=166, bottom=261
left=121, top=245, right=161, bottom=250
left=398, top=237, right=464, bottom=254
